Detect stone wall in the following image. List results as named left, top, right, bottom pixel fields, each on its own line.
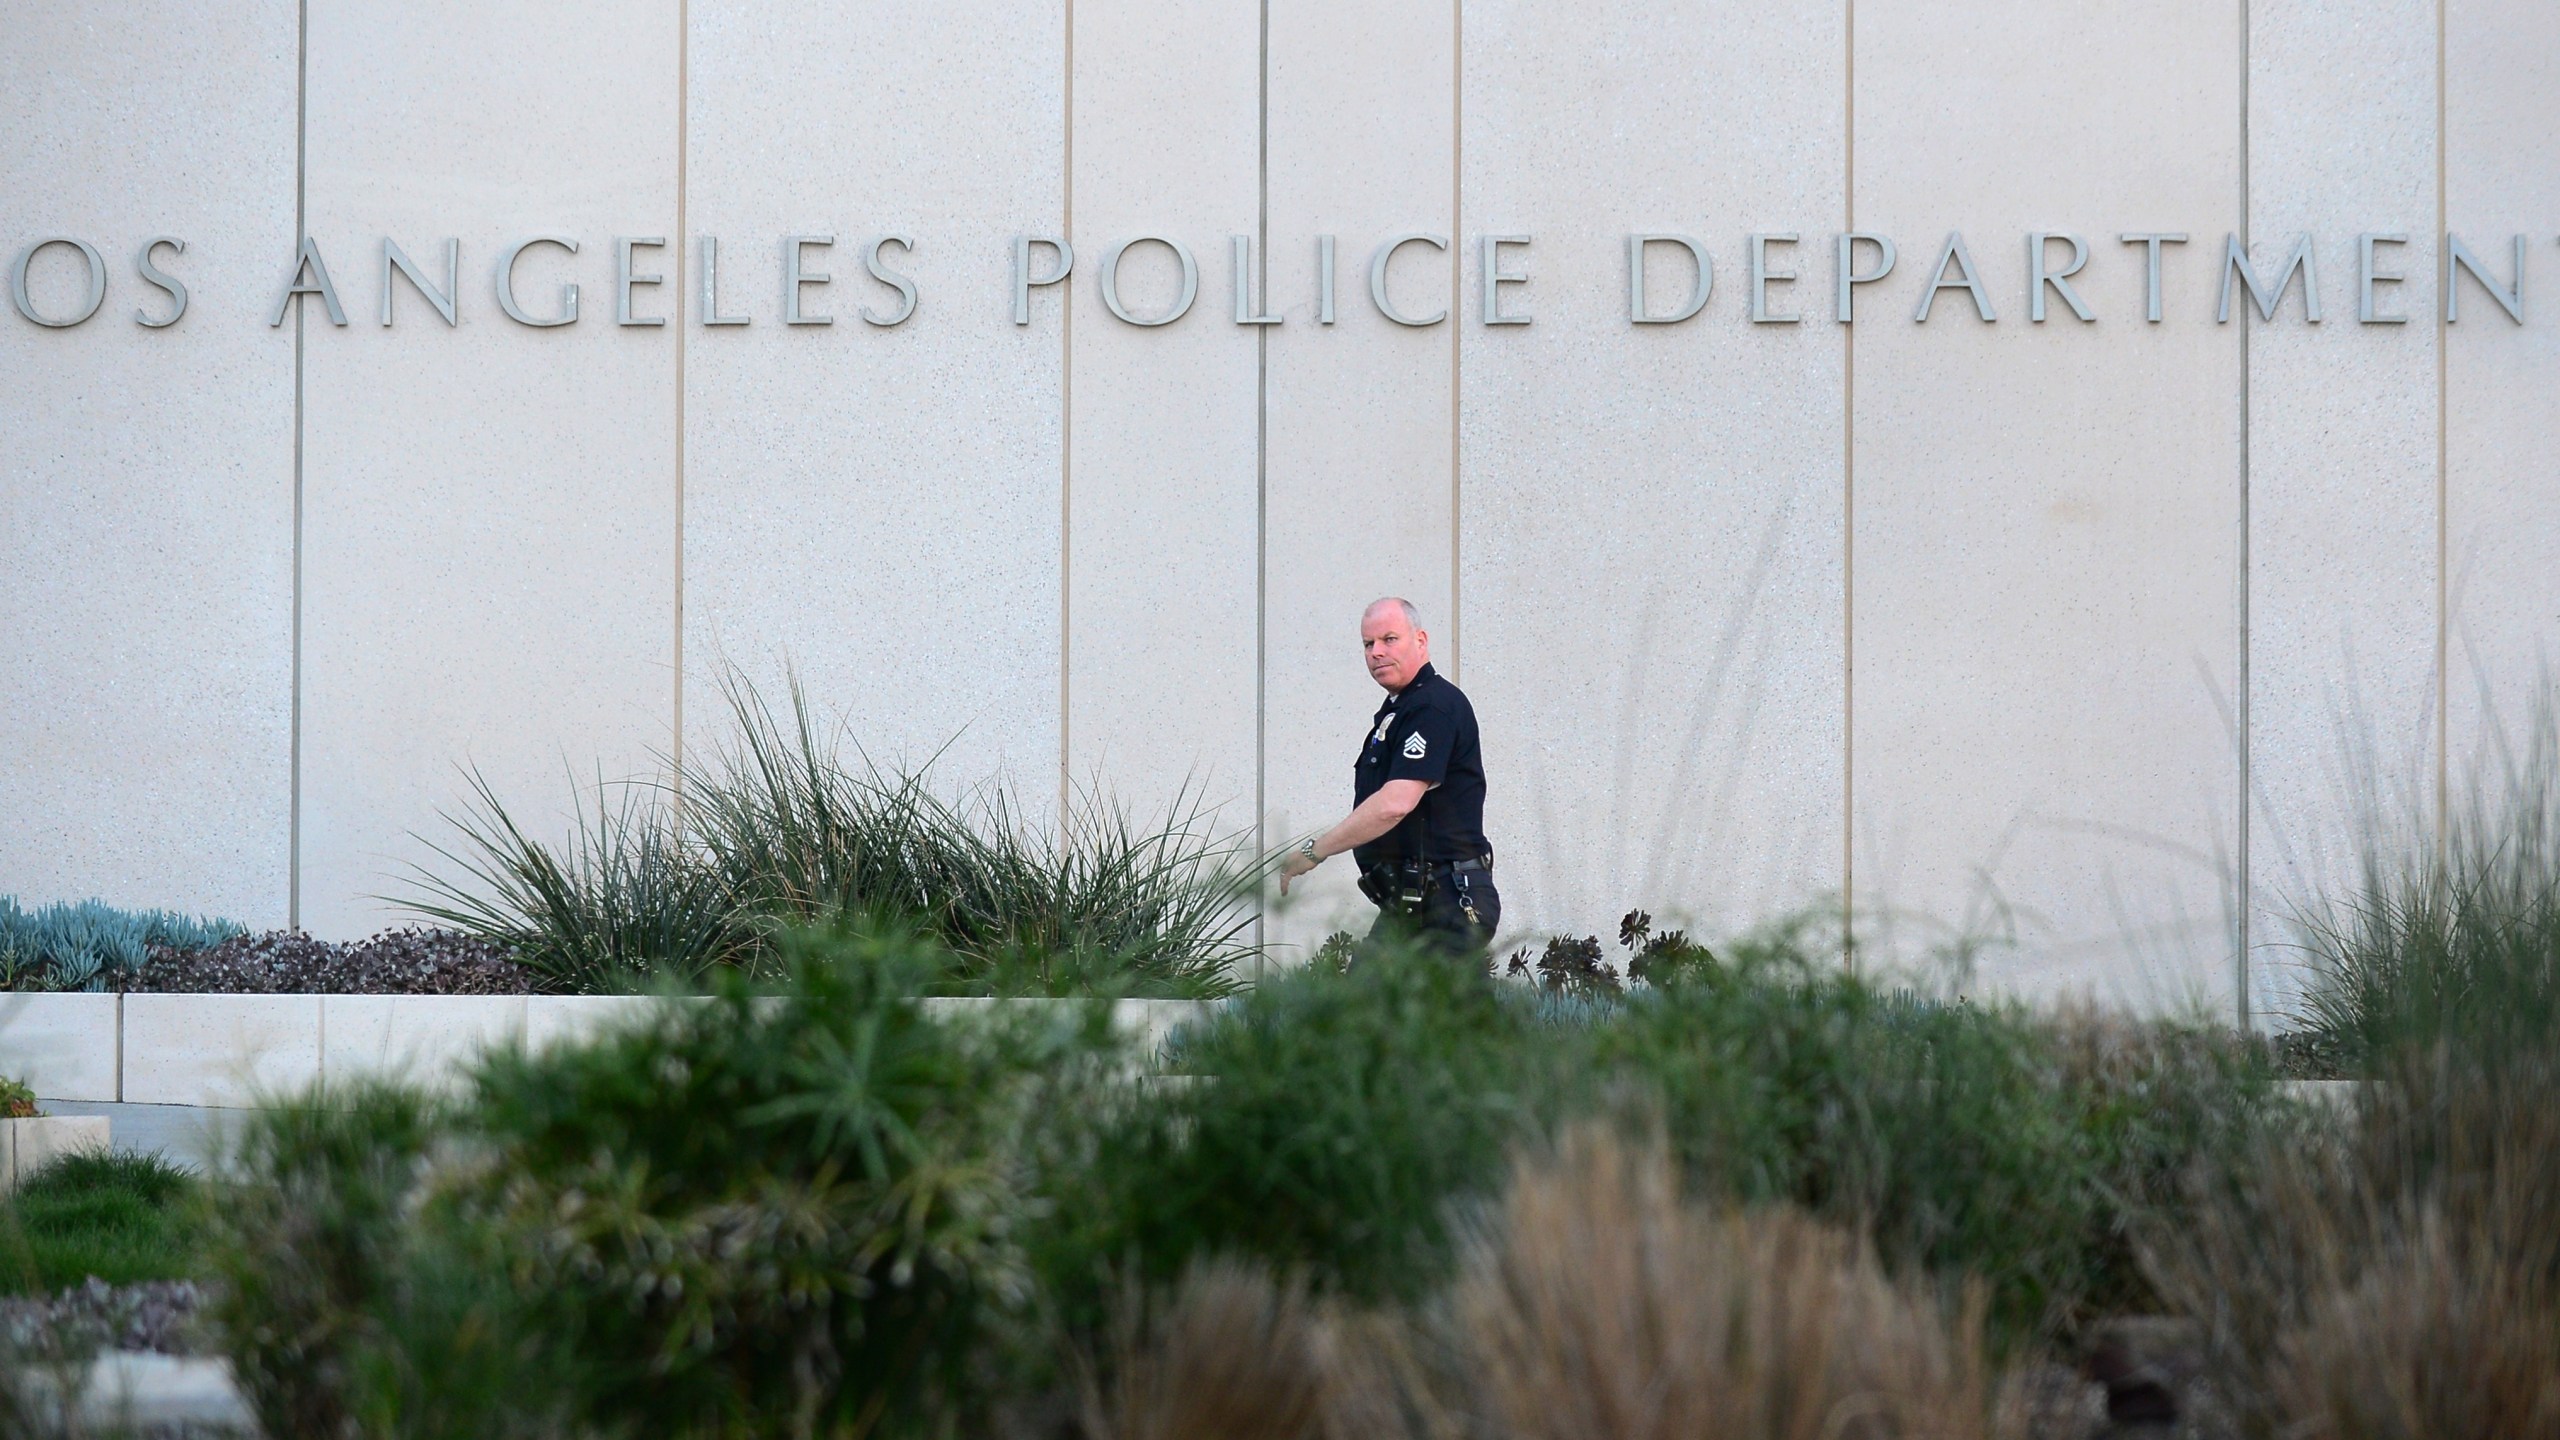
left=7, top=0, right=2556, bottom=1016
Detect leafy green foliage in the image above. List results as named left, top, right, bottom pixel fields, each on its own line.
left=210, top=924, right=1121, bottom=1439
left=0, top=1150, right=206, bottom=1296
left=409, top=672, right=1257, bottom=997
left=197, top=912, right=2276, bottom=1433
left=1618, top=908, right=1721, bottom=987
left=456, top=923, right=1119, bottom=1439
left=1064, top=918, right=2266, bottom=1342
left=1061, top=944, right=1536, bottom=1319
left=0, top=1076, right=34, bottom=1119
left=206, top=1085, right=529, bottom=1440
left=0, top=896, right=243, bottom=992
left=1504, top=933, right=1618, bottom=994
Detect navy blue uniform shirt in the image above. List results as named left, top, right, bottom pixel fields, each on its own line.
left=1352, top=662, right=1490, bottom=867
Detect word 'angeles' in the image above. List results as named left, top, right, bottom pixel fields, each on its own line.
left=4, top=229, right=2539, bottom=331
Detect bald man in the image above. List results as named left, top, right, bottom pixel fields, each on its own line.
left=1277, top=597, right=1499, bottom=959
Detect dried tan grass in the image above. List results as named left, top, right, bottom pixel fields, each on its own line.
left=1451, top=1124, right=2002, bottom=1440
left=1086, top=1128, right=2019, bottom=1440
left=2273, top=1214, right=2560, bottom=1440
left=1083, top=1259, right=1329, bottom=1440
left=2146, top=1049, right=2560, bottom=1440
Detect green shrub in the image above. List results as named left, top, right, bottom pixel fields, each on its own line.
left=0, top=1150, right=206, bottom=1296
left=200, top=912, right=2275, bottom=1430
left=1058, top=942, right=1541, bottom=1320
left=452, top=922, right=1121, bottom=1437
left=0, top=896, right=243, bottom=992
left=213, top=924, right=1126, bottom=1439
left=410, top=672, right=1257, bottom=997
left=1059, top=918, right=2267, bottom=1343
left=1594, top=931, right=2266, bottom=1335
left=207, top=1085, right=551, bottom=1440
left=0, top=1076, right=34, bottom=1119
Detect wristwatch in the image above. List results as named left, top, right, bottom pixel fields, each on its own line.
left=1297, top=837, right=1322, bottom=866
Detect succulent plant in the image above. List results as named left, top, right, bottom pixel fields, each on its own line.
left=0, top=895, right=245, bottom=993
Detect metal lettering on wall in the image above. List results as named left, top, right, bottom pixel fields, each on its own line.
left=1, top=229, right=2544, bottom=332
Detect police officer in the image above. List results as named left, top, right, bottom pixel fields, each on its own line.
left=1277, top=597, right=1498, bottom=957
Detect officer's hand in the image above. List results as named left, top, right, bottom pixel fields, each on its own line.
left=1277, top=848, right=1319, bottom=894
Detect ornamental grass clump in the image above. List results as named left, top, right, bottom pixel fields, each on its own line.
left=1451, top=1125, right=2005, bottom=1440
left=2144, top=1048, right=2560, bottom=1440
left=1085, top=1127, right=2017, bottom=1440
left=1081, top=1259, right=1331, bottom=1440
left=412, top=766, right=748, bottom=994
left=682, top=673, right=1255, bottom=995
left=2286, top=708, right=2560, bottom=1074
left=1576, top=924, right=2268, bottom=1338
left=411, top=671, right=1256, bottom=996
left=0, top=1151, right=206, bottom=1297
left=1060, top=939, right=1542, bottom=1315
left=2145, top=724, right=2560, bottom=1439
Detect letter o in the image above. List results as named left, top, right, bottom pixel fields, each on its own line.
left=497, top=236, right=580, bottom=327
left=10, top=238, right=107, bottom=328
left=1098, top=236, right=1197, bottom=326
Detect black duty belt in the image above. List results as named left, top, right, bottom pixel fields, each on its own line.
left=1356, top=852, right=1493, bottom=907
left=1369, top=854, right=1490, bottom=878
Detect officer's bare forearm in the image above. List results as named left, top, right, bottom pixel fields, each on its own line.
left=1313, top=780, right=1432, bottom=860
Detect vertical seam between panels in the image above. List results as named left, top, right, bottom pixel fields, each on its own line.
left=674, top=0, right=689, bottom=797
left=1060, top=0, right=1075, bottom=827
left=1255, top=0, right=1270, bottom=970
left=1448, top=0, right=1462, bottom=683
left=2236, top=0, right=2254, bottom=1029
left=2435, top=0, right=2449, bottom=846
left=1842, top=0, right=1855, bottom=969
left=289, top=0, right=307, bottom=931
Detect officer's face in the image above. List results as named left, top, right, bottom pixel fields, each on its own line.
left=1361, top=611, right=1429, bottom=691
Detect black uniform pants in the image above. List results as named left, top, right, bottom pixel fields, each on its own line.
left=1365, top=866, right=1501, bottom=961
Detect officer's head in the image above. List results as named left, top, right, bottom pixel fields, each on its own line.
left=1360, top=597, right=1430, bottom=692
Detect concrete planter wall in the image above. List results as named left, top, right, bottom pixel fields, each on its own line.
left=2, top=1114, right=111, bottom=1191
left=0, top=992, right=120, bottom=1103
left=2278, top=1079, right=2363, bottom=1110
left=2, top=993, right=1213, bottom=1107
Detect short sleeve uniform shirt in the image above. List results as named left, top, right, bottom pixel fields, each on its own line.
left=1352, top=662, right=1490, bottom=868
